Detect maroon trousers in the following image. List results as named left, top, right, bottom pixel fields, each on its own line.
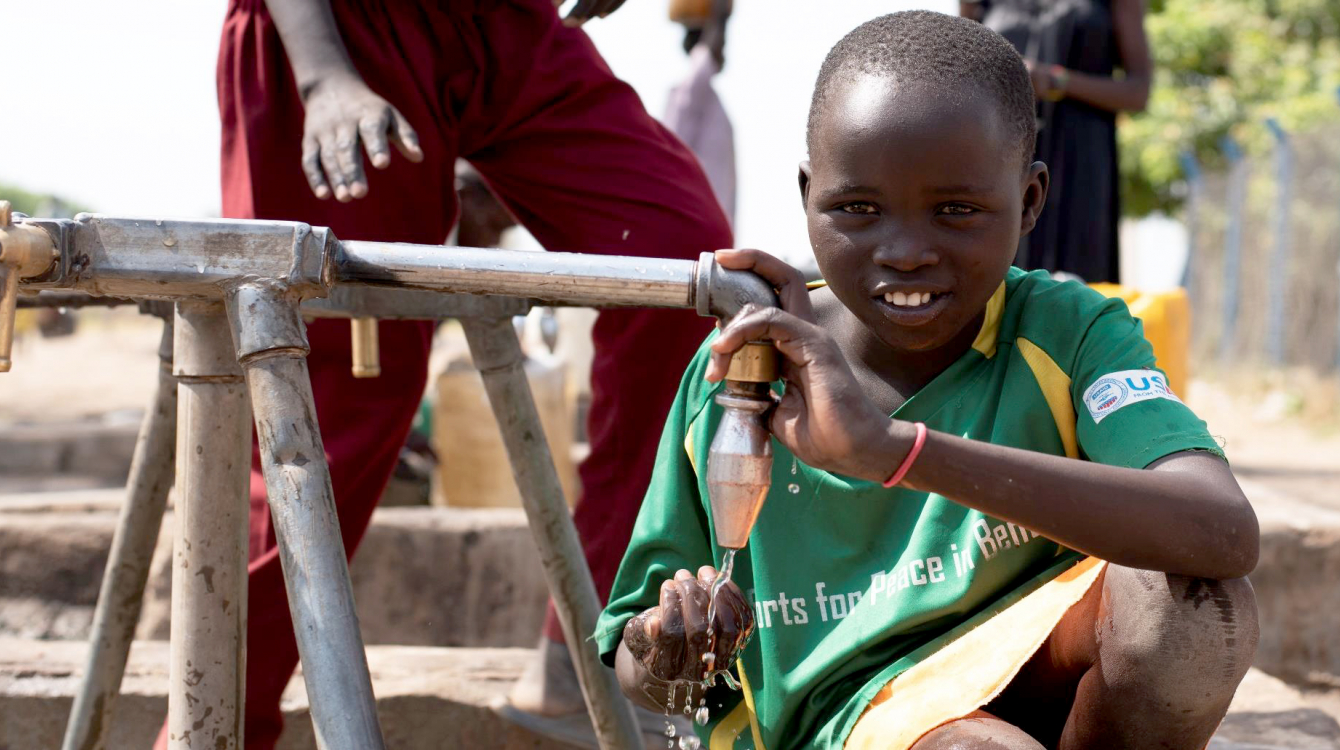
left=155, top=1, right=729, bottom=747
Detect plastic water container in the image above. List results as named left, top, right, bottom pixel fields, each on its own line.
left=431, top=352, right=579, bottom=508
left=1089, top=284, right=1191, bottom=398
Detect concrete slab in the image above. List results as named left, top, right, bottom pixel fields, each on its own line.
left=0, top=640, right=573, bottom=748
left=1, top=638, right=1336, bottom=750
left=1241, top=479, right=1340, bottom=685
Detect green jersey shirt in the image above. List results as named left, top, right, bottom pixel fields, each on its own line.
left=595, top=268, right=1223, bottom=750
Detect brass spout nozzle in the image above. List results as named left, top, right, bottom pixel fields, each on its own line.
left=707, top=343, right=780, bottom=550
left=350, top=317, right=381, bottom=378
left=0, top=201, right=59, bottom=373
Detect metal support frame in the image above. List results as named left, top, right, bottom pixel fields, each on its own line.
left=3, top=212, right=778, bottom=750
left=224, top=281, right=385, bottom=750
left=62, top=314, right=178, bottom=750
left=167, top=301, right=251, bottom=749
left=462, top=317, right=642, bottom=748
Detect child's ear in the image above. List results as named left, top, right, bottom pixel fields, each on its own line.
left=1019, top=161, right=1049, bottom=236
left=798, top=160, right=813, bottom=210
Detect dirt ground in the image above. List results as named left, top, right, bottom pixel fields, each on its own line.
left=2, top=308, right=1337, bottom=504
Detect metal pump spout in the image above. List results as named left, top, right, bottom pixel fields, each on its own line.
left=0, top=201, right=59, bottom=372
left=705, top=345, right=781, bottom=553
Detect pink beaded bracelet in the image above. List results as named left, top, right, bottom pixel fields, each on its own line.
left=882, top=422, right=927, bottom=488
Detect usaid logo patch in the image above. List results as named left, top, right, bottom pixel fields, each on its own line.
left=1082, top=369, right=1181, bottom=424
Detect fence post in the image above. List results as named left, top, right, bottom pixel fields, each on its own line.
left=1264, top=118, right=1293, bottom=366
left=1178, top=151, right=1203, bottom=293
left=1335, top=88, right=1340, bottom=371
left=1220, top=135, right=1247, bottom=364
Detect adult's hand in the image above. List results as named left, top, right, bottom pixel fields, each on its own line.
left=558, top=0, right=630, bottom=27
left=300, top=75, right=424, bottom=201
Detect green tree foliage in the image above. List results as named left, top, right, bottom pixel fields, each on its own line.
left=0, top=182, right=88, bottom=218
left=1121, top=0, right=1340, bottom=216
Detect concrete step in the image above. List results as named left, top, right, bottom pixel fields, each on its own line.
left=0, top=418, right=142, bottom=490
left=0, top=637, right=1335, bottom=750
left=8, top=479, right=1340, bottom=686
left=0, top=504, right=551, bottom=649
left=0, top=638, right=573, bottom=749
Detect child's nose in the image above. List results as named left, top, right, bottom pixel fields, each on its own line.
left=871, top=227, right=939, bottom=272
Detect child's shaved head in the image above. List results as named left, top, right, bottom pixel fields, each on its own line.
left=807, top=11, right=1036, bottom=167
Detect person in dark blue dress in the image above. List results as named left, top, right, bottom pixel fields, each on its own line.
left=962, top=0, right=1153, bottom=283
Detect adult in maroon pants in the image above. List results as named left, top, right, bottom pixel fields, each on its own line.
left=153, top=0, right=729, bottom=747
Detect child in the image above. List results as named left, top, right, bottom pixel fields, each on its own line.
left=595, top=11, right=1258, bottom=750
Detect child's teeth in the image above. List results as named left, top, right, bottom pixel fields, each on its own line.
left=884, top=292, right=938, bottom=307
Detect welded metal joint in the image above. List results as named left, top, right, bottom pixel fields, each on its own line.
left=224, top=279, right=310, bottom=363
left=692, top=250, right=778, bottom=323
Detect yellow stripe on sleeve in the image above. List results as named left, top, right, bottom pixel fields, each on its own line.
left=1016, top=337, right=1079, bottom=459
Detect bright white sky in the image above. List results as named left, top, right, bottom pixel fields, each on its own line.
left=1, top=0, right=954, bottom=270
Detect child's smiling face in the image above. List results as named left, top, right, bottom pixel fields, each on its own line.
left=801, top=75, right=1048, bottom=356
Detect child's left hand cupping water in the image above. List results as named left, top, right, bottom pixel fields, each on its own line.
left=622, top=567, right=753, bottom=684
left=706, top=248, right=912, bottom=483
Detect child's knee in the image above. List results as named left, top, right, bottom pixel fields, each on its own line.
left=1102, top=567, right=1258, bottom=703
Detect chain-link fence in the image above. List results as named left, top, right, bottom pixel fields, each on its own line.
left=1183, top=120, right=1340, bottom=373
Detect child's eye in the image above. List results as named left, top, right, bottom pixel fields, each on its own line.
left=839, top=202, right=878, bottom=215
left=937, top=204, right=977, bottom=216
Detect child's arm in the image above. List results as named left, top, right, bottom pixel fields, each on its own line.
left=707, top=250, right=1258, bottom=580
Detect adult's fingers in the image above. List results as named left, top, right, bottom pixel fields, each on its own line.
left=714, top=248, right=815, bottom=320
left=562, top=0, right=600, bottom=26
left=388, top=108, right=424, bottom=163
left=318, top=136, right=349, bottom=202
left=333, top=124, right=367, bottom=199
left=359, top=110, right=392, bottom=170
left=301, top=135, right=331, bottom=200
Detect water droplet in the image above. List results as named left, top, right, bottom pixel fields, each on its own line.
left=162, top=237, right=177, bottom=247
left=664, top=723, right=676, bottom=737
left=678, top=736, right=701, bottom=750
left=790, top=457, right=797, bottom=475
left=787, top=483, right=801, bottom=494
left=695, top=705, right=710, bottom=726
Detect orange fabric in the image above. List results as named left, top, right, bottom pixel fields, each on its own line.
left=846, top=557, right=1107, bottom=750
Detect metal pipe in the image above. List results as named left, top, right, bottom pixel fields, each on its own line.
left=167, top=301, right=250, bottom=749
left=338, top=241, right=696, bottom=309
left=350, top=317, right=380, bottom=378
left=337, top=244, right=777, bottom=321
left=460, top=317, right=642, bottom=750
left=17, top=291, right=137, bottom=309
left=224, top=281, right=385, bottom=750
left=63, top=316, right=178, bottom=750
